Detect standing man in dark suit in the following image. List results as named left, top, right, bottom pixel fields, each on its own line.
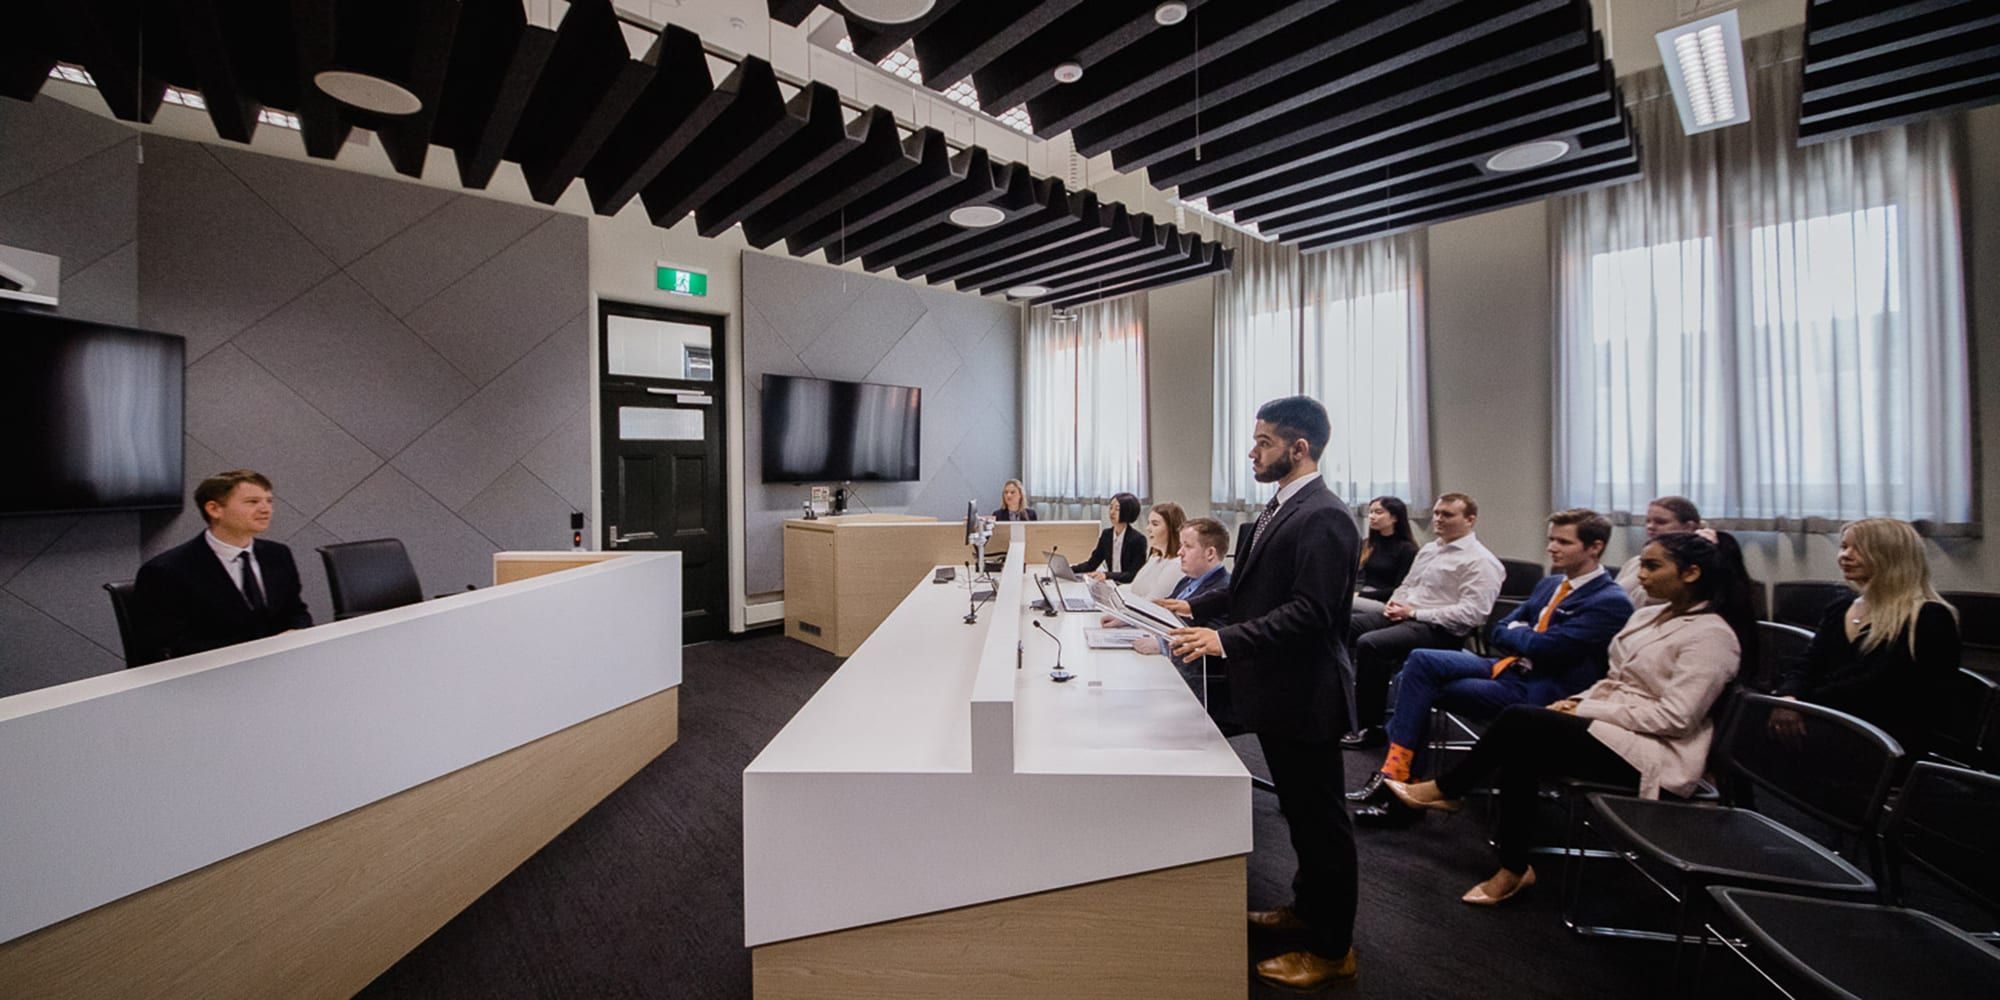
left=134, top=469, right=312, bottom=659
left=1168, top=396, right=1361, bottom=990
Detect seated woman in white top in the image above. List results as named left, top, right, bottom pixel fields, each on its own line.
left=1386, top=531, right=1755, bottom=906
left=1614, top=496, right=1702, bottom=607
left=1126, top=502, right=1188, bottom=601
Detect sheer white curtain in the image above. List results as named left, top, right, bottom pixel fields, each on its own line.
left=1023, top=295, right=1149, bottom=517
left=1212, top=228, right=1430, bottom=513
left=1554, top=27, right=1973, bottom=530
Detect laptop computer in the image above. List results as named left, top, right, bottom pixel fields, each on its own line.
left=1043, top=554, right=1097, bottom=612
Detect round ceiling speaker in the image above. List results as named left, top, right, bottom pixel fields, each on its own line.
left=1006, top=285, right=1050, bottom=299
left=314, top=70, right=422, bottom=115
left=1155, top=2, right=1189, bottom=26
left=1484, top=138, right=1572, bottom=173
left=1052, top=61, right=1085, bottom=84
left=842, top=0, right=937, bottom=24
left=948, top=205, right=1007, bottom=228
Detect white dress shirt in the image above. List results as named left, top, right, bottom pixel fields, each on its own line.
left=205, top=530, right=265, bottom=601
left=1128, top=554, right=1182, bottom=601
left=1389, top=530, right=1504, bottom=635
left=1110, top=525, right=1129, bottom=574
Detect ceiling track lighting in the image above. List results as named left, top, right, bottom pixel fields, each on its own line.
left=1655, top=9, right=1750, bottom=135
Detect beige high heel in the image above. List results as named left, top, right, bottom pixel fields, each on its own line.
left=1384, top=779, right=1463, bottom=814
left=1461, top=867, right=1537, bottom=906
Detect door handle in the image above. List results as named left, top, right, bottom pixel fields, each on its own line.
left=608, top=525, right=659, bottom=547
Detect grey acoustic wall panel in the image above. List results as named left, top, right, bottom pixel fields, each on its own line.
left=0, top=100, right=588, bottom=698
left=742, top=250, right=1020, bottom=597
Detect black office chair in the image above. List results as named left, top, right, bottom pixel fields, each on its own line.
left=1498, top=559, right=1544, bottom=599
left=1748, top=620, right=1814, bottom=693
left=103, top=580, right=166, bottom=668
left=1770, top=581, right=1852, bottom=630
left=1572, top=694, right=1903, bottom=972
left=1706, top=762, right=2000, bottom=1000
left=1929, top=669, right=1998, bottom=770
left=1745, top=579, right=1770, bottom=623
left=1941, top=591, right=2000, bottom=677
left=319, top=539, right=425, bottom=621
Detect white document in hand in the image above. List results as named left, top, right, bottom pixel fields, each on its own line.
left=1086, top=579, right=1182, bottom=638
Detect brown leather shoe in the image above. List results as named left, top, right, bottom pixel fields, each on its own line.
left=1256, top=948, right=1358, bottom=991
left=1247, top=906, right=1309, bottom=931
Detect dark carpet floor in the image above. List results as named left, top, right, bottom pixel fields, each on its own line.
left=356, top=634, right=1824, bottom=999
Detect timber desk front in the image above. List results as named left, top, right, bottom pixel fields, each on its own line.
left=782, top=514, right=1100, bottom=655
left=0, top=551, right=680, bottom=1000
left=745, top=538, right=1252, bottom=1000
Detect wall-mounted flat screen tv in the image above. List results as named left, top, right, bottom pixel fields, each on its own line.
left=1, top=310, right=185, bottom=515
left=761, top=374, right=921, bottom=483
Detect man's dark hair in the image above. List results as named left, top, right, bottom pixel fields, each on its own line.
left=195, top=470, right=273, bottom=524
left=1184, top=517, right=1231, bottom=556
left=1255, top=395, right=1331, bottom=460
left=1549, top=508, right=1612, bottom=553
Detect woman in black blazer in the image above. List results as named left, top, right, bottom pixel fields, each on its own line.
left=1356, top=495, right=1418, bottom=602
left=1075, top=492, right=1147, bottom=584
left=1772, top=518, right=1960, bottom=758
left=992, top=479, right=1037, bottom=521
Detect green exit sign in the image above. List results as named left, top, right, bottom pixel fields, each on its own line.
left=656, top=263, right=709, bottom=297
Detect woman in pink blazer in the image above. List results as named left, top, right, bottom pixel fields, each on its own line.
left=1386, top=531, right=1755, bottom=905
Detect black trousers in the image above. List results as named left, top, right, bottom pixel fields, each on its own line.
left=1435, top=705, right=1638, bottom=875
left=1351, top=619, right=1462, bottom=728
left=1258, top=733, right=1357, bottom=957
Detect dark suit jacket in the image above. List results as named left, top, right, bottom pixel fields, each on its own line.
left=991, top=507, right=1038, bottom=521
left=1486, top=571, right=1633, bottom=700
left=1074, top=525, right=1148, bottom=584
left=1188, top=476, right=1359, bottom=741
left=134, top=533, right=312, bottom=659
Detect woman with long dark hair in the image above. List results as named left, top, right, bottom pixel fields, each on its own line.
left=1385, top=531, right=1755, bottom=905
left=1356, top=496, right=1418, bottom=604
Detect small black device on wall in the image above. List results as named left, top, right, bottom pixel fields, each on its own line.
left=570, top=511, right=585, bottom=551
left=760, top=374, right=921, bottom=483
left=1, top=310, right=185, bottom=515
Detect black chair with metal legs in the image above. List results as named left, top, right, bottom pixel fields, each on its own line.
left=1928, top=669, right=1998, bottom=769
left=1564, top=694, right=1904, bottom=980
left=1769, top=581, right=1852, bottom=630
left=1706, top=762, right=2000, bottom=1000
left=1748, top=620, right=1814, bottom=693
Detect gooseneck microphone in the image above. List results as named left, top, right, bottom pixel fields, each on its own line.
left=1032, top=620, right=1073, bottom=682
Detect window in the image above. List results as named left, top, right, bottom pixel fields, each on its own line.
left=1212, top=230, right=1429, bottom=513
left=1555, top=28, right=1971, bottom=529
left=1023, top=296, right=1148, bottom=514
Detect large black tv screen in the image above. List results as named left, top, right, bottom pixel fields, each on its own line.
left=1, top=311, right=185, bottom=514
left=761, top=374, right=921, bottom=483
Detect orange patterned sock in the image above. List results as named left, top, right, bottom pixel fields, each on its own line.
left=1381, top=743, right=1414, bottom=782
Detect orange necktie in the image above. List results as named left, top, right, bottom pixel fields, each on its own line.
left=1490, top=578, right=1572, bottom=678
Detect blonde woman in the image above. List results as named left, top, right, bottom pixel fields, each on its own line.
left=1773, top=518, right=1960, bottom=757
left=993, top=479, right=1037, bottom=522
left=1127, top=503, right=1187, bottom=601
left=1614, top=496, right=1702, bottom=607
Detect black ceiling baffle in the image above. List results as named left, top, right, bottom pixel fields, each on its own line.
left=2, top=0, right=1232, bottom=307
left=1798, top=0, right=2000, bottom=146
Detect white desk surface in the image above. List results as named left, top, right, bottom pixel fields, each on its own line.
left=743, top=543, right=1249, bottom=946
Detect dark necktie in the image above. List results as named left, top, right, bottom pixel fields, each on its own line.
left=238, top=551, right=268, bottom=612
left=1248, top=495, right=1281, bottom=555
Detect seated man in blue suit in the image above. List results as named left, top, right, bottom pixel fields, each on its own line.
left=1141, top=517, right=1232, bottom=721
left=1350, top=508, right=1631, bottom=822
left=135, top=469, right=313, bottom=659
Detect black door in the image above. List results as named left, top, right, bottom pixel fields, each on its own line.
left=598, top=301, right=728, bottom=644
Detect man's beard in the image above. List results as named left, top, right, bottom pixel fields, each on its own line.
left=1254, top=451, right=1294, bottom=484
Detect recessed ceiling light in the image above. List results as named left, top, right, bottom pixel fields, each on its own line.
left=1155, top=2, right=1189, bottom=26
left=1484, top=139, right=1571, bottom=173
left=1052, top=61, right=1084, bottom=84
left=314, top=70, right=422, bottom=115
left=1655, top=9, right=1749, bottom=134
left=842, top=0, right=937, bottom=24
left=1006, top=285, right=1049, bottom=299
left=948, top=205, right=1006, bottom=228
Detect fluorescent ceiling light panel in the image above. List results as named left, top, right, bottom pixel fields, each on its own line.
left=1656, top=9, right=1749, bottom=134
